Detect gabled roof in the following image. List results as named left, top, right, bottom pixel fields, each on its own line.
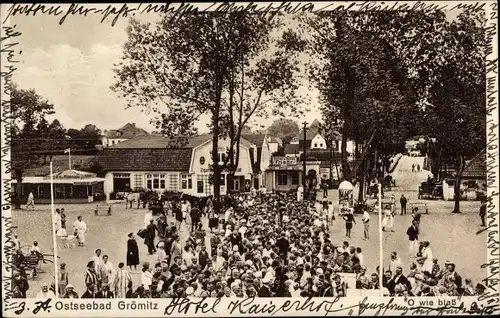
left=241, top=134, right=266, bottom=148
left=96, top=148, right=192, bottom=171
left=462, top=152, right=486, bottom=178
left=105, top=123, right=149, bottom=139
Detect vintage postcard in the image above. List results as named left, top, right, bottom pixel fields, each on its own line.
left=1, top=1, right=498, bottom=317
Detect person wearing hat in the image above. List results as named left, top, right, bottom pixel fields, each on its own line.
left=62, top=284, right=79, bottom=298
left=12, top=270, right=29, bottom=298
left=58, top=262, right=69, bottom=296
left=441, top=261, right=462, bottom=289
left=127, top=233, right=140, bottom=271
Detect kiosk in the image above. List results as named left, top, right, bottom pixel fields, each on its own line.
left=338, top=180, right=354, bottom=215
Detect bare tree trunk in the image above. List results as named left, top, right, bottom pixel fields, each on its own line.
left=452, top=156, right=465, bottom=213
left=358, top=159, right=365, bottom=202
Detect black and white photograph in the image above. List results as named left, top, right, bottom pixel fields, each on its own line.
left=1, top=1, right=498, bottom=316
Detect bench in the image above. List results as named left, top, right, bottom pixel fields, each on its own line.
left=95, top=204, right=112, bottom=216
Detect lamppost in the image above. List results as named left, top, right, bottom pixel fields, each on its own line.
left=302, top=122, right=308, bottom=197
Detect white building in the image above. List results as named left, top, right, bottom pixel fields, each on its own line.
left=96, top=134, right=275, bottom=198
left=101, top=123, right=149, bottom=147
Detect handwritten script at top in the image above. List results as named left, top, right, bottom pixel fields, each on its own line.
left=2, top=2, right=489, bottom=27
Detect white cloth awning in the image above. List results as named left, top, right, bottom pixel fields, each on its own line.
left=338, top=180, right=354, bottom=191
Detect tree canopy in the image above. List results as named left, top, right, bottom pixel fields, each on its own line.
left=112, top=12, right=306, bottom=210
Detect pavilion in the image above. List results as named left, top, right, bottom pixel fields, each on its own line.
left=11, top=169, right=106, bottom=203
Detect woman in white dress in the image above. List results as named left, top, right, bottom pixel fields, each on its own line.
left=72, top=216, right=87, bottom=246
left=382, top=206, right=392, bottom=231
left=420, top=241, right=434, bottom=273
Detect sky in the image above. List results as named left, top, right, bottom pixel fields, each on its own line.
left=6, top=3, right=321, bottom=134
left=5, top=3, right=460, bottom=134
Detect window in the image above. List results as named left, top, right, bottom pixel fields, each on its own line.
left=234, top=179, right=240, bottom=190
left=320, top=143, right=323, bottom=148
left=146, top=174, right=167, bottom=191
left=133, top=174, right=143, bottom=190
left=291, top=171, right=299, bottom=185
left=181, top=174, right=193, bottom=190
left=200, top=157, right=205, bottom=165
left=277, top=172, right=288, bottom=186
left=314, top=143, right=318, bottom=148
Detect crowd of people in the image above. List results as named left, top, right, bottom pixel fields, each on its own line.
left=35, top=192, right=381, bottom=298
left=12, top=188, right=486, bottom=299
left=380, top=248, right=487, bottom=297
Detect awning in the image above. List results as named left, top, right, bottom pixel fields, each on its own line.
left=11, top=176, right=105, bottom=185
left=266, top=165, right=302, bottom=171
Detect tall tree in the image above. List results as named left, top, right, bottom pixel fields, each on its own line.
left=112, top=13, right=304, bottom=211
left=303, top=11, right=417, bottom=185
left=10, top=84, right=56, bottom=207
left=267, top=118, right=300, bottom=144
left=298, top=10, right=452, bottom=202
left=425, top=10, right=486, bottom=213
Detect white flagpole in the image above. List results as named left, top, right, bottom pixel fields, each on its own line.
left=50, top=161, right=59, bottom=298
left=68, top=148, right=71, bottom=170
left=378, top=181, right=383, bottom=297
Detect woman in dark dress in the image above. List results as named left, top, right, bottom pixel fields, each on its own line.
left=343, top=209, right=356, bottom=238
left=127, top=233, right=140, bottom=271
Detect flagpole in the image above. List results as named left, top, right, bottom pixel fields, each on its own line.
left=50, top=161, right=59, bottom=298
left=378, top=181, right=383, bottom=297
left=68, top=148, right=71, bottom=170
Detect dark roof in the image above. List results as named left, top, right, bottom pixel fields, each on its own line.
left=299, top=149, right=343, bottom=162
left=462, top=152, right=486, bottom=178
left=284, top=144, right=301, bottom=154
left=241, top=134, right=266, bottom=147
left=106, top=123, right=149, bottom=139
left=108, top=134, right=255, bottom=150
left=96, top=148, right=192, bottom=171
left=108, top=135, right=212, bottom=149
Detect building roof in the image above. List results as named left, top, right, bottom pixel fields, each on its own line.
left=96, top=148, right=192, bottom=171
left=284, top=144, right=301, bottom=155
left=241, top=134, right=266, bottom=148
left=105, top=123, right=149, bottom=139
left=107, top=134, right=256, bottom=150
left=299, top=149, right=343, bottom=162
left=107, top=134, right=212, bottom=149
left=462, top=152, right=486, bottom=178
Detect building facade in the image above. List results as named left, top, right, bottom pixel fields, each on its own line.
left=96, top=134, right=275, bottom=198
left=101, top=123, right=149, bottom=147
